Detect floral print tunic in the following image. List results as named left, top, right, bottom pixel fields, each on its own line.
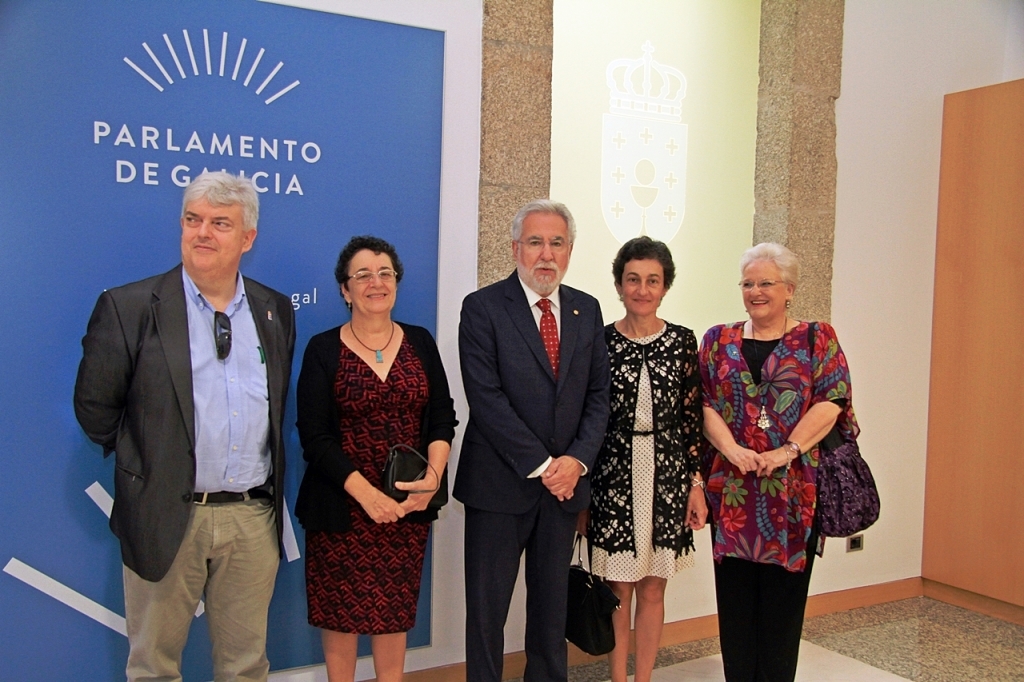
left=698, top=321, right=858, bottom=572
left=590, top=322, right=703, bottom=559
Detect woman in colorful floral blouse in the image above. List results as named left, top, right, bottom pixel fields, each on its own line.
left=698, top=243, right=858, bottom=682
left=584, top=236, right=707, bottom=682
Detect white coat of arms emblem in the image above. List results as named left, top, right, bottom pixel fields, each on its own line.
left=601, top=41, right=688, bottom=244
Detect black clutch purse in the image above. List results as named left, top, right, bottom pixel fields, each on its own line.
left=381, top=444, right=447, bottom=510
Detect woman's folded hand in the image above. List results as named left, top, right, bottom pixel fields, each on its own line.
left=724, top=446, right=764, bottom=474
left=756, top=447, right=791, bottom=477
left=396, top=467, right=440, bottom=514
left=358, top=486, right=406, bottom=523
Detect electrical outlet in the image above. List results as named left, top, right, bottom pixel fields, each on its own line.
left=846, top=534, right=864, bottom=552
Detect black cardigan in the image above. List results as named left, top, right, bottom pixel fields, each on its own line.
left=294, top=322, right=457, bottom=531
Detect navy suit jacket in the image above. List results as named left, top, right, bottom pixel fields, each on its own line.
left=73, top=265, right=295, bottom=582
left=453, top=272, right=610, bottom=514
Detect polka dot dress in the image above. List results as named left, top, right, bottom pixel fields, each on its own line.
left=592, top=326, right=695, bottom=582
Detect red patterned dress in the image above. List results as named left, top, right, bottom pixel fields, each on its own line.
left=305, top=336, right=431, bottom=634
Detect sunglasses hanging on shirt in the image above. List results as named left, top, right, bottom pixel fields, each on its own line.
left=214, top=311, right=232, bottom=360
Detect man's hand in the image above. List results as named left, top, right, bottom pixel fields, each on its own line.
left=542, top=455, right=582, bottom=501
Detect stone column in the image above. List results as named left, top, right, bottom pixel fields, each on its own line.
left=477, top=0, right=554, bottom=288
left=753, top=0, right=845, bottom=322
left=476, top=0, right=845, bottom=312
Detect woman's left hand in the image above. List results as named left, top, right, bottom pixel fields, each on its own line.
left=685, top=484, right=708, bottom=530
left=756, top=447, right=791, bottom=477
left=396, top=467, right=440, bottom=514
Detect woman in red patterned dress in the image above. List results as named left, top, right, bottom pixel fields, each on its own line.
left=295, top=236, right=457, bottom=682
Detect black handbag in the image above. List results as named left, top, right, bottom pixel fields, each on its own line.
left=565, top=534, right=620, bottom=656
left=381, top=444, right=447, bottom=510
left=807, top=323, right=880, bottom=538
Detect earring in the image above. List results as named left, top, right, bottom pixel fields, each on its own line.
left=786, top=299, right=792, bottom=309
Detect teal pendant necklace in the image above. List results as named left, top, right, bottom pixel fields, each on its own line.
left=350, top=321, right=395, bottom=363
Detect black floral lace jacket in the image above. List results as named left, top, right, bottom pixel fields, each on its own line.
left=589, top=322, right=703, bottom=558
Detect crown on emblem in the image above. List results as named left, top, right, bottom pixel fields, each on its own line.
left=606, top=41, right=686, bottom=122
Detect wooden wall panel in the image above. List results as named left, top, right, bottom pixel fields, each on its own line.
left=923, top=78, right=1024, bottom=605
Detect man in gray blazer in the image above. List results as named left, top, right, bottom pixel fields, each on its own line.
left=455, top=199, right=610, bottom=682
left=74, top=172, right=295, bottom=682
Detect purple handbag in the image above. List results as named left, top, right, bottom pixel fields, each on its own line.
left=816, top=428, right=880, bottom=537
left=808, top=322, right=880, bottom=537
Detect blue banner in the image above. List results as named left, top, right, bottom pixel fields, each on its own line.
left=0, top=1, right=444, bottom=678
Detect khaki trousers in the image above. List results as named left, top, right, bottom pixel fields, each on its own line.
left=123, top=498, right=279, bottom=682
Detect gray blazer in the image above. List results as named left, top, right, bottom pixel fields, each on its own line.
left=453, top=272, right=610, bottom=515
left=74, top=265, right=295, bottom=582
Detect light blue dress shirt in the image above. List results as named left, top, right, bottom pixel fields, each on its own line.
left=183, top=270, right=271, bottom=493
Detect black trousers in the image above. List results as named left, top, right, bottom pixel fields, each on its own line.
left=713, top=530, right=818, bottom=682
left=464, top=494, right=577, bottom=682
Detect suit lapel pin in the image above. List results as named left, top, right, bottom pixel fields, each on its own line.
left=267, top=311, right=273, bottom=321
left=573, top=309, right=579, bottom=315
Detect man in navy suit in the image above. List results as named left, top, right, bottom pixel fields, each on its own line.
left=455, top=199, right=610, bottom=682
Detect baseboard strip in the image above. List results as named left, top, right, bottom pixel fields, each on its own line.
left=922, top=578, right=1024, bottom=627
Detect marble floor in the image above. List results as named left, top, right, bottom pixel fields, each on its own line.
left=647, top=642, right=909, bottom=681
left=525, top=597, right=1024, bottom=682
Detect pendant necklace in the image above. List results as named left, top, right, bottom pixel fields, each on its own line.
left=350, top=321, right=395, bottom=363
left=750, top=317, right=788, bottom=431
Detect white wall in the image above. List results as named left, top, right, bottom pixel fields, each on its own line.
left=821, top=0, right=1024, bottom=594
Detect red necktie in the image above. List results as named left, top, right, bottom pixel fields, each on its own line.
left=537, top=298, right=560, bottom=378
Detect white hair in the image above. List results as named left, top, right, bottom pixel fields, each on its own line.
left=740, top=242, right=800, bottom=286
left=181, top=171, right=259, bottom=231
left=511, top=199, right=577, bottom=242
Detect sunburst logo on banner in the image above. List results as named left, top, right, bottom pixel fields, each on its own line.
left=123, top=28, right=300, bottom=104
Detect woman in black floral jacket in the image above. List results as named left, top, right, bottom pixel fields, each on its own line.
left=582, top=236, right=707, bottom=682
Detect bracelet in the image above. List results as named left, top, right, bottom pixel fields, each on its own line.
left=690, top=477, right=705, bottom=490
left=784, top=441, right=801, bottom=460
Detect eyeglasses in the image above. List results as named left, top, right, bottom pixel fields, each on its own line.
left=739, top=280, right=783, bottom=291
left=214, top=311, right=232, bottom=360
left=517, top=237, right=571, bottom=254
left=349, top=268, right=397, bottom=285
